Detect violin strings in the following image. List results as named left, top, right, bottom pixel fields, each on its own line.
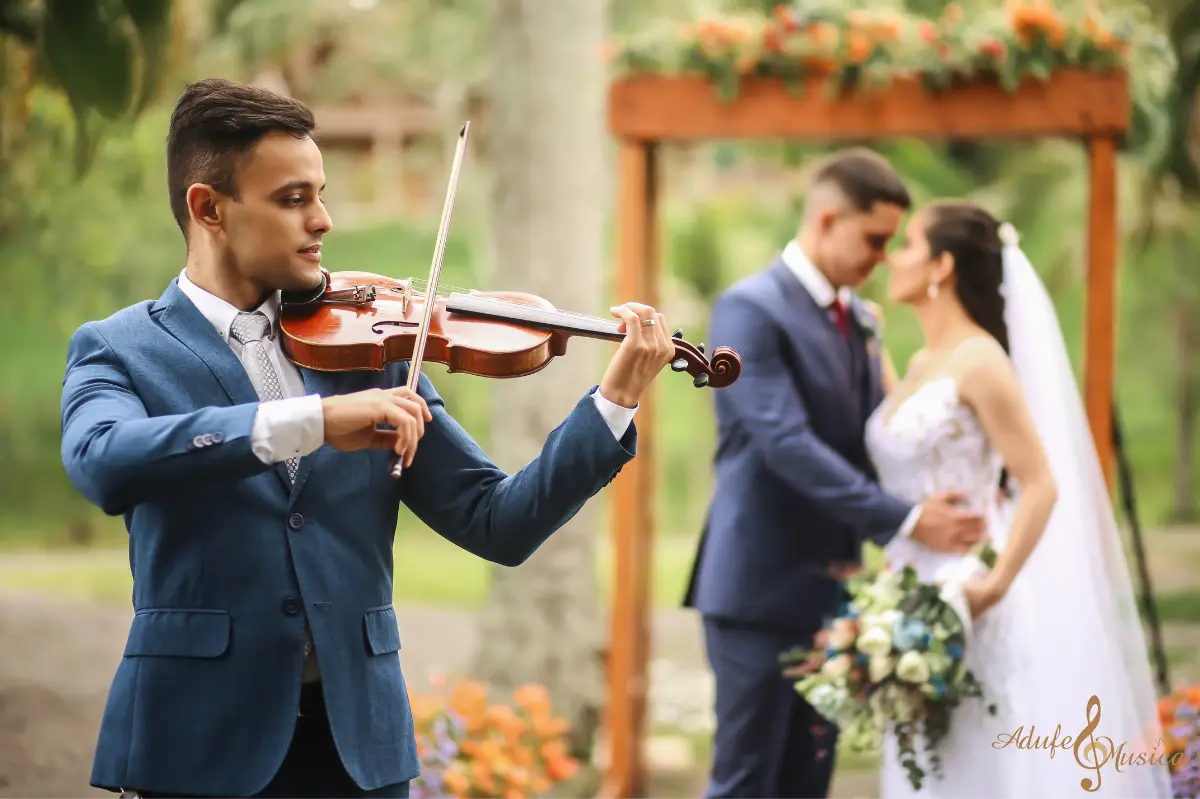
left=407, top=278, right=623, bottom=334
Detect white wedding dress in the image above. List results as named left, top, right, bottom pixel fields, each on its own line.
left=861, top=230, right=1173, bottom=798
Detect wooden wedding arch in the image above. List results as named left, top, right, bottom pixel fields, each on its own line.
left=597, top=66, right=1128, bottom=798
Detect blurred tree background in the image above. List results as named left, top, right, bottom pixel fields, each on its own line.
left=0, top=0, right=1197, bottom=789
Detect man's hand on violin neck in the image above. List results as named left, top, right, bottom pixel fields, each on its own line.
left=321, top=387, right=432, bottom=467
left=599, top=302, right=676, bottom=409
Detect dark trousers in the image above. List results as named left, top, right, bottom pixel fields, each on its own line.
left=132, top=683, right=410, bottom=799
left=702, top=616, right=839, bottom=798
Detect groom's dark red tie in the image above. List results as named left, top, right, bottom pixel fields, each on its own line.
left=830, top=298, right=850, bottom=341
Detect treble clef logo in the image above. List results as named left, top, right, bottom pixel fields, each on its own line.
left=1073, top=695, right=1113, bottom=791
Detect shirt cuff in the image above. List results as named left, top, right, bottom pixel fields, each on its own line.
left=898, top=504, right=922, bottom=539
left=250, top=394, right=325, bottom=464
left=592, top=391, right=637, bottom=440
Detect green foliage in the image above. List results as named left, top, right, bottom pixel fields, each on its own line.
left=0, top=0, right=176, bottom=175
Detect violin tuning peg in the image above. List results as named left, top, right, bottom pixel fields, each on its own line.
left=670, top=357, right=688, bottom=373
left=672, top=328, right=684, bottom=339
left=697, top=342, right=705, bottom=355
left=693, top=373, right=710, bottom=388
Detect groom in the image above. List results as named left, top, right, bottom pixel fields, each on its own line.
left=683, top=147, right=987, bottom=798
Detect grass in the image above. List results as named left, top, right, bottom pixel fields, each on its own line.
left=0, top=529, right=702, bottom=609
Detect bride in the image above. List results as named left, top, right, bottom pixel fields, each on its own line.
left=864, top=200, right=1172, bottom=797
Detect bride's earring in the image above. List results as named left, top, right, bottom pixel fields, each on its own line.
left=927, top=282, right=939, bottom=299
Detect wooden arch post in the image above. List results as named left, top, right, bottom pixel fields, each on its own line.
left=598, top=69, right=1128, bottom=799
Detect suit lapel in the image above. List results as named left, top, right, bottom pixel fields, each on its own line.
left=849, top=296, right=883, bottom=413
left=768, top=260, right=854, bottom=390
left=154, top=280, right=260, bottom=407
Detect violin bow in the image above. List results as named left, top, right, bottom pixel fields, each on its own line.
left=390, top=121, right=471, bottom=480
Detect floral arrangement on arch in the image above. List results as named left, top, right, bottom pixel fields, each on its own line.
left=408, top=676, right=580, bottom=799
left=1156, top=683, right=1200, bottom=797
left=605, top=1, right=1171, bottom=104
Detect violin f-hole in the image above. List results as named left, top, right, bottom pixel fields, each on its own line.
left=371, top=320, right=420, bottom=334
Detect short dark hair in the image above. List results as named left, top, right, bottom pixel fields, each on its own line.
left=810, top=147, right=912, bottom=213
left=166, top=78, right=316, bottom=238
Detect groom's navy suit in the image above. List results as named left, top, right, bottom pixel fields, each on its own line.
left=684, top=243, right=918, bottom=798
left=60, top=276, right=636, bottom=797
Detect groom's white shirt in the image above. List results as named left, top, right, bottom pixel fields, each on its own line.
left=781, top=241, right=920, bottom=541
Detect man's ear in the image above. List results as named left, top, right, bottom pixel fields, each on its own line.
left=817, top=206, right=839, bottom=233
left=186, top=184, right=223, bottom=235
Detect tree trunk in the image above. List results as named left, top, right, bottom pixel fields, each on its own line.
left=470, top=0, right=610, bottom=783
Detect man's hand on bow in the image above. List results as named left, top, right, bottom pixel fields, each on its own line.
left=321, top=387, right=432, bottom=467
left=598, top=302, right=676, bottom=408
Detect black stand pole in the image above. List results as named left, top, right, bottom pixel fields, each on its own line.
left=1113, top=402, right=1171, bottom=695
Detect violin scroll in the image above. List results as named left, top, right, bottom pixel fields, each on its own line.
left=668, top=328, right=741, bottom=389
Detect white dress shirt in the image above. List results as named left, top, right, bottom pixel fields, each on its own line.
left=176, top=269, right=637, bottom=466
left=779, top=244, right=922, bottom=540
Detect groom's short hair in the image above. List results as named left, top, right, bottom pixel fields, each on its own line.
left=807, top=147, right=911, bottom=214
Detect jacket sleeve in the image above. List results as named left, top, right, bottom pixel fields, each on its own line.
left=397, top=373, right=636, bottom=567
left=710, top=291, right=914, bottom=545
left=60, top=323, right=272, bottom=516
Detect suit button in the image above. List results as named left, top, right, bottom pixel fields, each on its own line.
left=211, top=432, right=224, bottom=443
left=191, top=434, right=206, bottom=448
left=288, top=513, right=305, bottom=530
left=282, top=597, right=302, bottom=616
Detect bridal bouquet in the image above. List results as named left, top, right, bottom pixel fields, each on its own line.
left=781, top=542, right=999, bottom=791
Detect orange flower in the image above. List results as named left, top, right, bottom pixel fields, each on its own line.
left=846, top=31, right=872, bottom=64
left=443, top=767, right=471, bottom=798
left=1010, top=2, right=1066, bottom=48
left=545, top=754, right=579, bottom=782
left=772, top=5, right=798, bottom=32
left=534, top=716, right=571, bottom=737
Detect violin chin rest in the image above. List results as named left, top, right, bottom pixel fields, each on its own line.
left=280, top=271, right=329, bottom=316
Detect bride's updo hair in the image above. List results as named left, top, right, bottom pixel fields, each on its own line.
left=922, top=201, right=1009, bottom=354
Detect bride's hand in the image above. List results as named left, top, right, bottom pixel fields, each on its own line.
left=964, top=576, right=1006, bottom=619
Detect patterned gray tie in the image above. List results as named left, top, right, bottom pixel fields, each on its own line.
left=229, top=311, right=299, bottom=482
left=230, top=311, right=320, bottom=683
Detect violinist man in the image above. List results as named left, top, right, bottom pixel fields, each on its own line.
left=60, top=78, right=674, bottom=798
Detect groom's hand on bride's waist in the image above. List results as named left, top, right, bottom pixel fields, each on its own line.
left=909, top=490, right=986, bottom=554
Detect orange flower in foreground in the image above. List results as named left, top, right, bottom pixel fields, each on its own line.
left=1010, top=2, right=1066, bottom=47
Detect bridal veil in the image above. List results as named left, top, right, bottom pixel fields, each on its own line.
left=997, top=223, right=1173, bottom=796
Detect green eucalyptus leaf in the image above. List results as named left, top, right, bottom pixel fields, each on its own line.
left=40, top=0, right=137, bottom=121
left=121, top=0, right=173, bottom=114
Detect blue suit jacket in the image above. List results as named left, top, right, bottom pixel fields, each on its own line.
left=683, top=258, right=913, bottom=636
left=59, top=279, right=636, bottom=796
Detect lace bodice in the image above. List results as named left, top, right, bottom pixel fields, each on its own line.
left=865, top=376, right=1005, bottom=579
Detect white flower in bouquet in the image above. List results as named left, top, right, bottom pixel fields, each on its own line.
left=882, top=683, right=916, bottom=724
left=896, top=650, right=931, bottom=684
left=807, top=682, right=849, bottom=720
left=868, top=654, right=894, bottom=682
left=857, top=626, right=893, bottom=659
left=868, top=576, right=904, bottom=609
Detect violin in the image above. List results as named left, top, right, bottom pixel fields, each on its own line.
left=278, top=268, right=742, bottom=388
left=279, top=121, right=741, bottom=479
